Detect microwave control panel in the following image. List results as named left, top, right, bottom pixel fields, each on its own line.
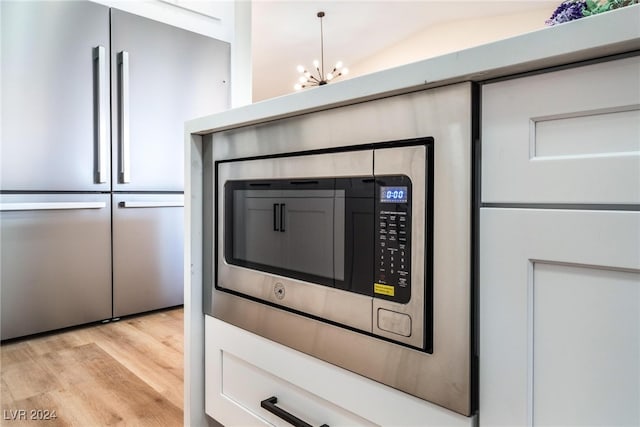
left=374, top=176, right=411, bottom=304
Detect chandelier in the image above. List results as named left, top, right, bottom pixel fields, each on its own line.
left=294, top=11, right=348, bottom=90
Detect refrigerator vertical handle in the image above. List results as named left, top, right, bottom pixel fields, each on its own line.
left=118, top=51, right=131, bottom=184
left=94, top=46, right=108, bottom=184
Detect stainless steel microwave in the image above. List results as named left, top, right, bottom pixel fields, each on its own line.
left=217, top=141, right=432, bottom=350
left=202, top=82, right=475, bottom=416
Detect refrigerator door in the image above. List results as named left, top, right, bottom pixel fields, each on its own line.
left=1, top=1, right=111, bottom=191
left=112, top=194, right=184, bottom=317
left=111, top=9, right=230, bottom=192
left=0, top=194, right=112, bottom=340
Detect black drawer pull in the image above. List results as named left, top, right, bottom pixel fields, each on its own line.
left=260, top=396, right=329, bottom=427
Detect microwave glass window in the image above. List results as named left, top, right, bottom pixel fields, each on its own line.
left=231, top=188, right=339, bottom=283
left=224, top=178, right=375, bottom=293
left=223, top=175, right=412, bottom=304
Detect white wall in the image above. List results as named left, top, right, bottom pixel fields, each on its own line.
left=231, top=0, right=252, bottom=107
left=349, top=6, right=555, bottom=79
left=92, top=0, right=235, bottom=41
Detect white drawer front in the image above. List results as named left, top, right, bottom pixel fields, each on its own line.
left=205, top=316, right=474, bottom=427
left=482, top=55, right=640, bottom=204
left=221, top=351, right=374, bottom=427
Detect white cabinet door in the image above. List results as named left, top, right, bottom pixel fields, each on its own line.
left=482, top=56, right=640, bottom=205
left=480, top=208, right=640, bottom=426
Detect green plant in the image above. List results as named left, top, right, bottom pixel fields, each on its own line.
left=583, top=0, right=639, bottom=17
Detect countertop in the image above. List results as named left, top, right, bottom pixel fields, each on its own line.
left=186, top=5, right=639, bottom=135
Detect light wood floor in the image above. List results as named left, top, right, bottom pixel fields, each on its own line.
left=1, top=308, right=184, bottom=426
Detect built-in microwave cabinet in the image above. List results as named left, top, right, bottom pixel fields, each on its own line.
left=201, top=83, right=474, bottom=419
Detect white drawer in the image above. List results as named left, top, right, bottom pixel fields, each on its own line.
left=482, top=55, right=640, bottom=205
left=221, top=351, right=373, bottom=427
left=204, top=316, right=474, bottom=427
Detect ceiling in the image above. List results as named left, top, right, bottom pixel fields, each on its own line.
left=251, top=0, right=558, bottom=101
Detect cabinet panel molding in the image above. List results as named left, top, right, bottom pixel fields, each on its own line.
left=532, top=262, right=639, bottom=425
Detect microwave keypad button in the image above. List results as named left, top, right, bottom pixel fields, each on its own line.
left=377, top=209, right=408, bottom=292
left=377, top=308, right=411, bottom=337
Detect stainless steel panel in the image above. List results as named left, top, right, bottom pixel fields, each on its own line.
left=373, top=145, right=426, bottom=348
left=1, top=1, right=111, bottom=191
left=111, top=9, right=230, bottom=192
left=205, top=83, right=473, bottom=415
left=0, top=194, right=112, bottom=340
left=112, top=193, right=184, bottom=317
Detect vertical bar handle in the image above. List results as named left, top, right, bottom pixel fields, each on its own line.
left=94, top=46, right=108, bottom=184
left=118, top=51, right=131, bottom=184
left=280, top=203, right=286, bottom=232
left=273, top=203, right=280, bottom=231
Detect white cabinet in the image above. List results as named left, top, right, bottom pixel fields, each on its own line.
left=480, top=209, right=640, bottom=426
left=480, top=55, right=640, bottom=426
left=482, top=55, right=640, bottom=205
left=205, top=316, right=474, bottom=427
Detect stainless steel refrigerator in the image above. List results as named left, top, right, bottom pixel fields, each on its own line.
left=0, top=1, right=229, bottom=339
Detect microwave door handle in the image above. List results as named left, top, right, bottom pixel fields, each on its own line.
left=280, top=203, right=286, bottom=232
left=273, top=203, right=279, bottom=231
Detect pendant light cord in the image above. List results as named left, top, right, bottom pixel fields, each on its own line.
left=318, top=11, right=325, bottom=80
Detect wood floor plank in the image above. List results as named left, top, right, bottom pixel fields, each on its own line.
left=0, top=307, right=184, bottom=427
left=94, top=320, right=183, bottom=409
left=1, top=357, right=64, bottom=402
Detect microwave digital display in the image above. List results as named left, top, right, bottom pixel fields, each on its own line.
left=380, top=186, right=408, bottom=203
